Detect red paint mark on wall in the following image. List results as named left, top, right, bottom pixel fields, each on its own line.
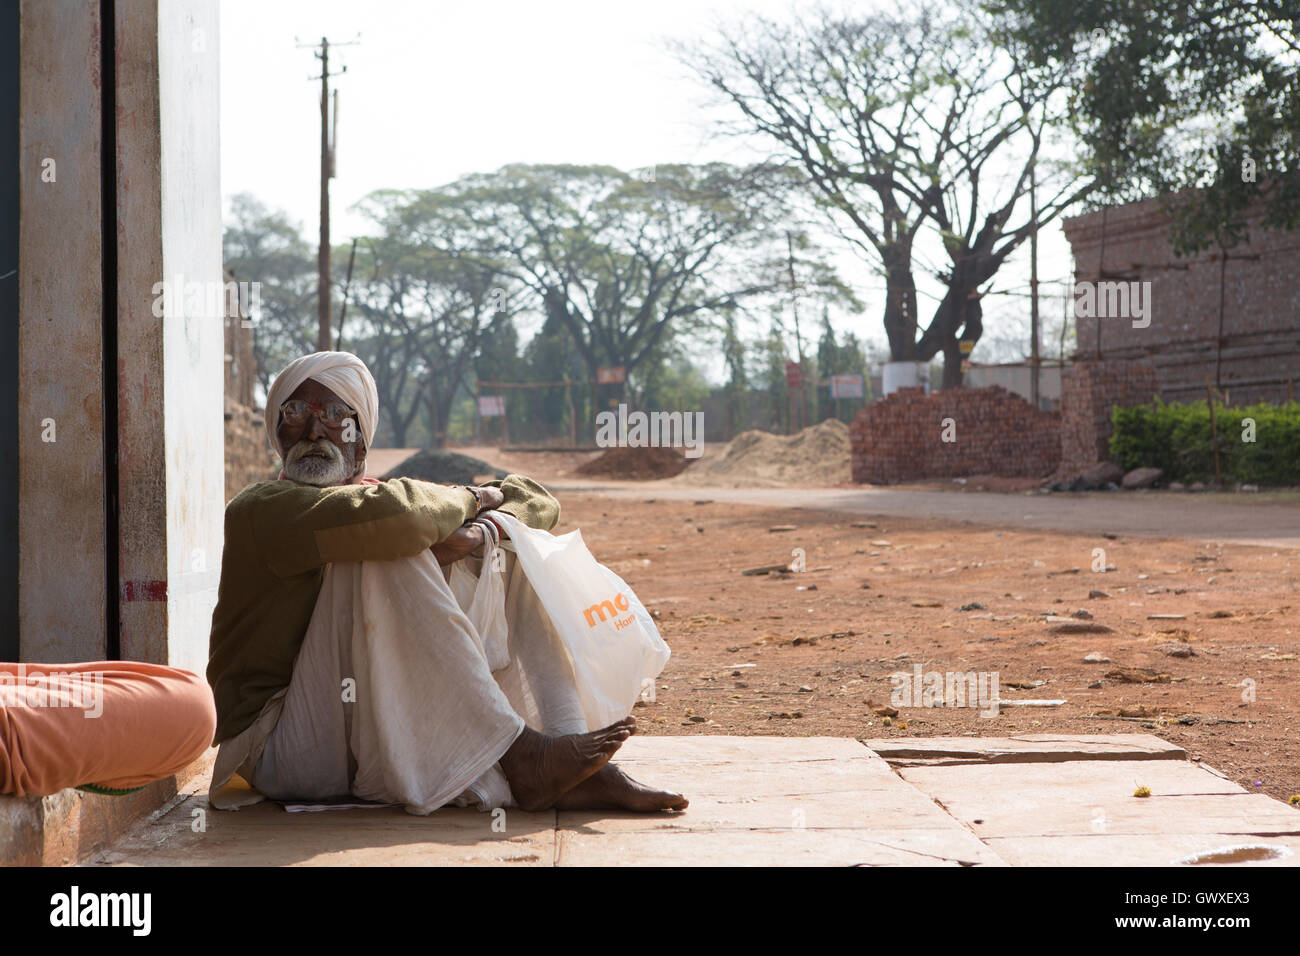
left=122, top=580, right=167, bottom=602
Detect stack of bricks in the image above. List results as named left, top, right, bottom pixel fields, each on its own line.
left=850, top=385, right=1062, bottom=484
left=1058, top=361, right=1160, bottom=477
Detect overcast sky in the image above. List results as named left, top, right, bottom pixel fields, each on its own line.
left=220, top=0, right=1078, bottom=369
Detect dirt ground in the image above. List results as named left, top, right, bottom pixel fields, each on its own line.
left=555, top=494, right=1300, bottom=804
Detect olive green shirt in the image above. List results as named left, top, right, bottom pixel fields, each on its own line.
left=206, top=475, right=560, bottom=745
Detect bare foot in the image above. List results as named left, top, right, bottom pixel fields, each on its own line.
left=554, top=762, right=688, bottom=812
left=500, top=718, right=635, bottom=811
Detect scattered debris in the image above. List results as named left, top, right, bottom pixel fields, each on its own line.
left=997, top=698, right=1066, bottom=707
left=1105, top=667, right=1172, bottom=684
left=1050, top=622, right=1115, bottom=634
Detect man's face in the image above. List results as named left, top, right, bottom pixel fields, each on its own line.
left=276, top=378, right=367, bottom=486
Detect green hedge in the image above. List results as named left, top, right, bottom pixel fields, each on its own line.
left=1110, top=399, right=1300, bottom=486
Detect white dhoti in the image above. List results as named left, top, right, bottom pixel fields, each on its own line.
left=209, top=547, right=589, bottom=815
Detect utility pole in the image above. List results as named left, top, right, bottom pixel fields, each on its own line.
left=1029, top=155, right=1041, bottom=410
left=298, top=35, right=357, bottom=351
left=786, top=231, right=808, bottom=431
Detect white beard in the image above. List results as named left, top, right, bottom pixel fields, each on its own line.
left=283, top=438, right=351, bottom=486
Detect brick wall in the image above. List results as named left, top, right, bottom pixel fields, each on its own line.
left=225, top=397, right=277, bottom=501
left=1058, top=361, right=1160, bottom=477
left=1062, top=194, right=1300, bottom=405
left=849, top=386, right=1061, bottom=484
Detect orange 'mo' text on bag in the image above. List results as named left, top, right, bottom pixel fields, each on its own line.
left=584, top=592, right=634, bottom=629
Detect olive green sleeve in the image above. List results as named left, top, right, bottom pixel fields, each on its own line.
left=484, top=474, right=561, bottom=531
left=241, top=478, right=480, bottom=578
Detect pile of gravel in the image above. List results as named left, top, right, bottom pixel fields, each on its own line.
left=382, top=449, right=508, bottom=484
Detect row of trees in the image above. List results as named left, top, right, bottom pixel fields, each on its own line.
left=225, top=167, right=864, bottom=447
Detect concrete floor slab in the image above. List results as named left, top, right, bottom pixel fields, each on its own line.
left=84, top=735, right=1300, bottom=867
left=560, top=784, right=960, bottom=833
left=984, top=834, right=1300, bottom=867
left=900, top=761, right=1300, bottom=840
left=92, top=799, right=556, bottom=867
left=556, top=826, right=1006, bottom=867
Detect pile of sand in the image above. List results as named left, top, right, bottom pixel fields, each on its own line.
left=383, top=449, right=508, bottom=484
left=670, top=418, right=851, bottom=487
left=574, top=446, right=692, bottom=480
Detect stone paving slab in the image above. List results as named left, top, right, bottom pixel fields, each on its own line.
left=899, top=761, right=1300, bottom=842
left=83, top=735, right=1300, bottom=867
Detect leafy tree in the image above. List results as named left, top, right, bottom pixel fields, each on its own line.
left=988, top=0, right=1300, bottom=254
left=348, top=191, right=519, bottom=447
left=434, top=162, right=791, bottom=391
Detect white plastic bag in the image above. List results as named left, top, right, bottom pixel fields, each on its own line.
left=446, top=530, right=511, bottom=672
left=491, top=511, right=670, bottom=728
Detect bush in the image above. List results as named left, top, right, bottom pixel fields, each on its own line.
left=1110, top=399, right=1300, bottom=486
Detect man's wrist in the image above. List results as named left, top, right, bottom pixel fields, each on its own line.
left=476, top=511, right=506, bottom=542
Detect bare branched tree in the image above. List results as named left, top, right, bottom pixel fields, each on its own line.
left=674, top=0, right=1094, bottom=386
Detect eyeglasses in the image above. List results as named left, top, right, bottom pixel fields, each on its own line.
left=279, top=399, right=356, bottom=427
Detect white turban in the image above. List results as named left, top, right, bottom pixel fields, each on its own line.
left=265, top=351, right=379, bottom=475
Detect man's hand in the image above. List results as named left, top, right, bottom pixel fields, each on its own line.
left=472, top=486, right=504, bottom=513
left=432, top=523, right=486, bottom=566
